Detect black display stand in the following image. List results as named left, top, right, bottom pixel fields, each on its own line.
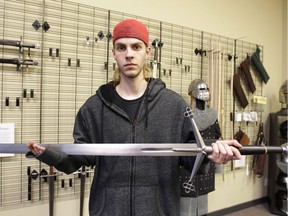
left=267, top=110, right=288, bottom=215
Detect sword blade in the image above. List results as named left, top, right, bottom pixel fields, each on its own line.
left=0, top=143, right=286, bottom=156
left=0, top=143, right=201, bottom=156
left=1, top=142, right=286, bottom=183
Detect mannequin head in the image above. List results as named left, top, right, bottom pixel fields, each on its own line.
left=188, top=79, right=210, bottom=110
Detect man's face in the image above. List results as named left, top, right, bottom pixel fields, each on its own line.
left=112, top=38, right=150, bottom=79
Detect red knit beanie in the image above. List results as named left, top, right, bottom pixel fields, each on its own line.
left=112, top=19, right=149, bottom=46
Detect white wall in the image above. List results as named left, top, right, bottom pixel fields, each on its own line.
left=284, top=0, right=288, bottom=80
left=84, top=0, right=285, bottom=114
left=2, top=0, right=286, bottom=215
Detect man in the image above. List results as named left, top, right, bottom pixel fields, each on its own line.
left=28, top=19, right=242, bottom=216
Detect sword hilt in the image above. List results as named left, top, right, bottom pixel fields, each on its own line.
left=184, top=107, right=288, bottom=181
left=203, top=145, right=287, bottom=155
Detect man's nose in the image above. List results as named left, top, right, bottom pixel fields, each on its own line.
left=125, top=47, right=134, bottom=59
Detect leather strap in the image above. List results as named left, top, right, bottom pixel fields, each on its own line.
left=240, top=57, right=256, bottom=93
left=233, top=73, right=249, bottom=108
left=251, top=46, right=270, bottom=84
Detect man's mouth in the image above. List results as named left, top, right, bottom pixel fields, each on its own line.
left=124, top=63, right=137, bottom=68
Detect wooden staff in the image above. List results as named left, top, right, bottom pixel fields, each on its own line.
left=220, top=51, right=226, bottom=136
left=208, top=39, right=214, bottom=107
left=217, top=43, right=222, bottom=119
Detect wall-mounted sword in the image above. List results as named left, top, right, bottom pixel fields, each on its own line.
left=151, top=39, right=163, bottom=78
left=152, top=39, right=159, bottom=78
left=0, top=37, right=40, bottom=70
left=79, top=166, right=86, bottom=216
left=0, top=39, right=40, bottom=49
left=48, top=166, right=55, bottom=216
left=0, top=58, right=38, bottom=71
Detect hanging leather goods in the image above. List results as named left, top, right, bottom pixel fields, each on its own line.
left=251, top=46, right=270, bottom=84
left=240, top=55, right=256, bottom=93
left=234, top=127, right=250, bottom=146
left=233, top=73, right=249, bottom=108
left=252, top=123, right=267, bottom=177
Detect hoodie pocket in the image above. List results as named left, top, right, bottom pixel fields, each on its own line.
left=134, top=186, right=166, bottom=216
left=93, top=186, right=166, bottom=216
left=93, top=186, right=130, bottom=216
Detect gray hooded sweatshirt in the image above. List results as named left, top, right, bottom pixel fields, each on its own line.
left=35, top=78, right=197, bottom=216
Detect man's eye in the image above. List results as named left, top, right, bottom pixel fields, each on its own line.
left=133, top=45, right=141, bottom=50
left=116, top=46, right=126, bottom=52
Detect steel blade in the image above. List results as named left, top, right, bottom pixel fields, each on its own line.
left=0, top=143, right=286, bottom=156
left=0, top=143, right=201, bottom=156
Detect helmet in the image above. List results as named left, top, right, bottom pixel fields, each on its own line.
left=279, top=80, right=288, bottom=104
left=188, top=79, right=210, bottom=101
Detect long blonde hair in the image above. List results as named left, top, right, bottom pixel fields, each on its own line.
left=113, top=63, right=152, bottom=85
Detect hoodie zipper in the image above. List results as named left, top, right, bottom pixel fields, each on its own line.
left=108, top=87, right=147, bottom=215
left=130, top=124, right=136, bottom=216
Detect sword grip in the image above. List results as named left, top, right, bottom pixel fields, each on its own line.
left=239, top=146, right=285, bottom=155
left=204, top=145, right=286, bottom=155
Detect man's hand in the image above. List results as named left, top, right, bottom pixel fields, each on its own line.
left=27, top=141, right=45, bottom=156
left=208, top=140, right=242, bottom=164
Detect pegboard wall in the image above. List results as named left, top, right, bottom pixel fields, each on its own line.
left=0, top=0, right=266, bottom=210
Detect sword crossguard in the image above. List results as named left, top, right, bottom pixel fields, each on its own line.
left=184, top=107, right=207, bottom=181
left=182, top=180, right=196, bottom=193
left=184, top=107, right=194, bottom=119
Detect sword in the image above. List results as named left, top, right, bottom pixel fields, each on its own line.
left=151, top=39, right=163, bottom=78
left=79, top=166, right=86, bottom=216
left=0, top=108, right=287, bottom=180
left=0, top=141, right=287, bottom=181
left=152, top=39, right=159, bottom=78
left=0, top=39, right=40, bottom=49
left=48, top=166, right=54, bottom=216
left=27, top=166, right=32, bottom=201
left=0, top=58, right=38, bottom=71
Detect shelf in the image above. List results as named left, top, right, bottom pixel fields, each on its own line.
left=268, top=112, right=288, bottom=216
